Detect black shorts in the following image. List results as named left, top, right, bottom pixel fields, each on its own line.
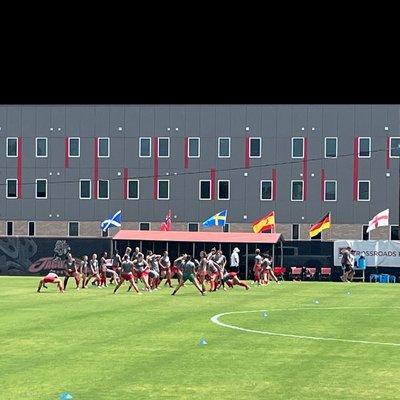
left=344, top=265, right=353, bottom=272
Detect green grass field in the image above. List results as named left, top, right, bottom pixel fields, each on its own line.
left=1, top=277, right=400, bottom=400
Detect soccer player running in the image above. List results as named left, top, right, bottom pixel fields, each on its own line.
left=37, top=271, right=64, bottom=293
left=253, top=248, right=263, bottom=286
left=171, top=255, right=205, bottom=296
left=64, top=252, right=80, bottom=290
left=159, top=251, right=173, bottom=287
left=113, top=255, right=141, bottom=294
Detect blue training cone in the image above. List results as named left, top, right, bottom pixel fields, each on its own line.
left=59, top=393, right=73, bottom=400
left=199, top=338, right=208, bottom=346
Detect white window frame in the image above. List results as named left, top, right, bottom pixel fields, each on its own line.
left=358, top=137, right=371, bottom=158
left=68, top=137, right=81, bottom=158
left=389, top=137, right=400, bottom=158
left=324, top=137, right=338, bottom=159
left=98, top=137, right=110, bottom=158
left=127, top=179, right=140, bottom=200
left=217, top=179, right=230, bottom=200
left=139, top=222, right=151, bottom=230
left=291, top=137, right=304, bottom=159
left=260, top=180, right=273, bottom=201
left=188, top=137, right=200, bottom=158
left=324, top=180, right=337, bottom=202
left=35, top=137, right=48, bottom=158
left=98, top=179, right=109, bottom=200
left=6, top=221, right=13, bottom=236
left=6, top=179, right=18, bottom=199
left=187, top=222, right=199, bottom=232
left=199, top=180, right=211, bottom=200
left=218, top=137, right=231, bottom=158
left=157, top=179, right=170, bottom=200
left=291, top=224, right=300, bottom=240
left=6, top=137, right=18, bottom=157
left=68, top=221, right=80, bottom=237
left=357, top=180, right=370, bottom=202
left=79, top=179, right=92, bottom=200
left=362, top=225, right=370, bottom=240
left=28, top=221, right=36, bottom=236
left=249, top=137, right=262, bottom=158
left=158, top=137, right=170, bottom=158
left=139, top=137, right=152, bottom=158
left=291, top=180, right=304, bottom=201
left=35, top=179, right=48, bottom=199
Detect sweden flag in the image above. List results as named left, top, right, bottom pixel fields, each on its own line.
left=202, top=210, right=228, bottom=227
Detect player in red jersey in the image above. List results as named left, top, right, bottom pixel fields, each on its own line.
left=132, top=253, right=151, bottom=291
left=110, top=251, right=122, bottom=285
left=37, top=271, right=64, bottom=293
left=113, top=255, right=141, bottom=294
left=223, top=271, right=250, bottom=290
left=171, top=254, right=185, bottom=286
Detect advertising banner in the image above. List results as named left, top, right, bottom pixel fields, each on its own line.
left=334, top=240, right=400, bottom=267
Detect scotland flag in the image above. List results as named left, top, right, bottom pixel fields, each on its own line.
left=100, top=210, right=122, bottom=232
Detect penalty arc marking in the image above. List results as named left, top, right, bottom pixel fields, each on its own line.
left=210, top=307, right=400, bottom=347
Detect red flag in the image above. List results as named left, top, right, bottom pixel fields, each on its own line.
left=160, top=210, right=172, bottom=231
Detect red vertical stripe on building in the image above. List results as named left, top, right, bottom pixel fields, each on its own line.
left=320, top=169, right=325, bottom=201
left=17, top=138, right=23, bottom=198
left=153, top=137, right=159, bottom=199
left=64, top=138, right=69, bottom=168
left=245, top=137, right=250, bottom=168
left=210, top=168, right=216, bottom=200
left=386, top=137, right=391, bottom=169
left=184, top=137, right=189, bottom=169
left=353, top=137, right=359, bottom=201
left=123, top=168, right=128, bottom=199
left=93, top=138, right=99, bottom=199
left=272, top=168, right=277, bottom=200
left=303, top=138, right=308, bottom=201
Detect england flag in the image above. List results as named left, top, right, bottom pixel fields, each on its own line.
left=366, top=209, right=389, bottom=233
left=100, top=210, right=122, bottom=232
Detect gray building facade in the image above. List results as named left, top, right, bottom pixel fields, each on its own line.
left=0, top=104, right=399, bottom=241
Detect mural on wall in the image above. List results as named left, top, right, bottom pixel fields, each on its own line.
left=0, top=238, right=111, bottom=275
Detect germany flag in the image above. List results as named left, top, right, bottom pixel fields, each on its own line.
left=309, top=213, right=331, bottom=238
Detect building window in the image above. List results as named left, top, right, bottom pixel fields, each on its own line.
left=68, top=222, right=79, bottom=237
left=324, top=137, right=337, bottom=158
left=223, top=223, right=230, bottom=232
left=69, top=137, right=80, bottom=157
left=362, top=225, right=370, bottom=240
left=292, top=137, right=304, bottom=158
left=358, top=180, right=370, bottom=201
left=6, top=179, right=18, bottom=199
left=127, top=180, right=139, bottom=199
left=218, top=137, right=231, bottom=158
left=6, top=221, right=13, bottom=236
left=292, top=224, right=299, bottom=240
left=98, top=137, right=110, bottom=158
left=158, top=180, right=170, bottom=200
left=139, top=222, right=150, bottom=231
left=139, top=137, right=151, bottom=157
left=158, top=137, right=170, bottom=158
left=188, top=137, right=200, bottom=158
left=291, top=180, right=304, bottom=201
left=389, top=137, right=400, bottom=158
left=79, top=180, right=91, bottom=199
left=358, top=137, right=371, bottom=158
left=36, top=137, right=48, bottom=158
left=199, top=180, right=211, bottom=200
left=390, top=226, right=400, bottom=240
left=260, top=180, right=273, bottom=201
left=102, top=229, right=109, bottom=237
left=6, top=138, right=18, bottom=157
left=324, top=180, right=337, bottom=201
left=36, top=179, right=47, bottom=199
left=249, top=137, right=262, bottom=158
left=218, top=180, right=230, bottom=200
left=188, top=223, right=199, bottom=232
left=28, top=221, right=35, bottom=236
left=98, top=180, right=109, bottom=199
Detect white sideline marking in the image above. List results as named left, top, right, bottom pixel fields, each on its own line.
left=210, top=308, right=400, bottom=347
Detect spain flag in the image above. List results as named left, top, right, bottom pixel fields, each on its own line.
left=252, top=211, right=275, bottom=233
left=309, top=212, right=331, bottom=238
